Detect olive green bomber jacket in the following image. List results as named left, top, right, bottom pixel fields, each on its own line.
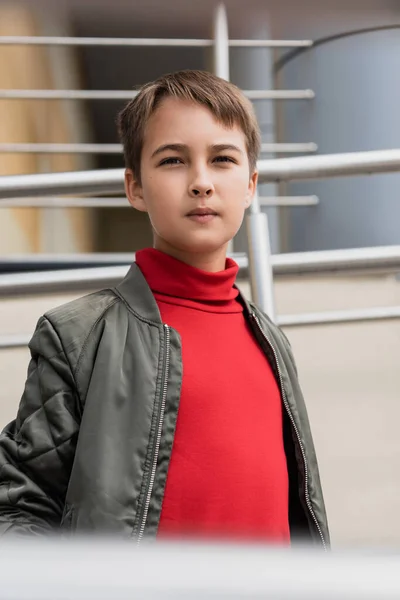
left=0, top=263, right=329, bottom=546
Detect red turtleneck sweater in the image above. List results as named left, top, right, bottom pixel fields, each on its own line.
left=135, top=248, right=290, bottom=543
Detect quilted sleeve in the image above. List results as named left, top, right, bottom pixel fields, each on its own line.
left=0, top=316, right=81, bottom=535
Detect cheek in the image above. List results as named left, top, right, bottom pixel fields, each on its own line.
left=144, top=169, right=185, bottom=198
left=222, top=174, right=251, bottom=206
left=220, top=168, right=250, bottom=190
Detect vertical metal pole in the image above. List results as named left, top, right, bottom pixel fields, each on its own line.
left=246, top=191, right=276, bottom=320
left=213, top=3, right=233, bottom=254
left=213, top=3, right=230, bottom=81
left=237, top=19, right=276, bottom=320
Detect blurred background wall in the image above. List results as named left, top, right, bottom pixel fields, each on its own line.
left=0, top=4, right=95, bottom=253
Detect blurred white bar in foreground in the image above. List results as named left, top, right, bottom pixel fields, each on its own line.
left=0, top=540, right=399, bottom=599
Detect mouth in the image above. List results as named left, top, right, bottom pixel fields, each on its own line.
left=186, top=208, right=218, bottom=217
left=186, top=208, right=219, bottom=224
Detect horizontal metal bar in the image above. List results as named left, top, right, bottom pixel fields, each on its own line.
left=0, top=89, right=314, bottom=101
left=0, top=196, right=319, bottom=209
left=0, top=168, right=124, bottom=199
left=0, top=36, right=312, bottom=48
left=261, top=143, right=317, bottom=154
left=0, top=334, right=31, bottom=349
left=271, top=245, right=400, bottom=276
left=0, top=253, right=134, bottom=265
left=0, top=252, right=136, bottom=273
left=2, top=149, right=399, bottom=199
left=278, top=305, right=400, bottom=327
left=0, top=264, right=129, bottom=296
left=244, top=89, right=314, bottom=100
left=205, top=243, right=391, bottom=274
left=0, top=253, right=249, bottom=294
left=259, top=196, right=319, bottom=207
left=0, top=197, right=129, bottom=208
left=0, top=252, right=135, bottom=270
left=0, top=252, right=247, bottom=272
left=0, top=36, right=213, bottom=47
left=2, top=304, right=400, bottom=348
left=229, top=40, right=313, bottom=48
left=1, top=246, right=400, bottom=294
left=2, top=246, right=399, bottom=275
left=0, top=143, right=122, bottom=154
left=0, top=90, right=139, bottom=100
left=0, top=142, right=318, bottom=155
left=258, top=149, right=400, bottom=183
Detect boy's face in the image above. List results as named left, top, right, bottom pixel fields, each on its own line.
left=125, top=97, right=257, bottom=270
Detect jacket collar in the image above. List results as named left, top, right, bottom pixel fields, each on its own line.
left=114, top=262, right=253, bottom=325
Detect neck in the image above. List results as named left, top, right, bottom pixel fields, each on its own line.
left=153, top=240, right=229, bottom=273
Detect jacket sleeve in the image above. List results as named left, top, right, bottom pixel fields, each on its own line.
left=0, top=316, right=81, bottom=536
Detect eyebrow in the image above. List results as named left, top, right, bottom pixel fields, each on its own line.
left=151, top=143, right=187, bottom=158
left=151, top=143, right=243, bottom=158
left=211, top=144, right=243, bottom=154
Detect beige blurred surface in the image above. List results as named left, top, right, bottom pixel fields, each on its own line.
left=1, top=273, right=400, bottom=547
left=0, top=5, right=94, bottom=254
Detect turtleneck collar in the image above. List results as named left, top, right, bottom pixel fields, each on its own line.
left=135, top=248, right=242, bottom=314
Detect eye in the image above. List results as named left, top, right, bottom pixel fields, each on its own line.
left=213, top=155, right=236, bottom=164
left=159, top=157, right=183, bottom=166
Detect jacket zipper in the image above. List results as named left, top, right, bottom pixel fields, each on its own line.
left=137, top=324, right=171, bottom=544
left=251, top=312, right=326, bottom=549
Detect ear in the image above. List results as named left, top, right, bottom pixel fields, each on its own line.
left=124, top=169, right=147, bottom=212
left=244, top=170, right=258, bottom=209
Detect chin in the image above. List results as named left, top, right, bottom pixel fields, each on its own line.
left=175, top=237, right=230, bottom=255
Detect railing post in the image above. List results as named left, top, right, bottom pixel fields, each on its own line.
left=212, top=3, right=234, bottom=254
left=246, top=191, right=276, bottom=320
left=213, top=3, right=230, bottom=81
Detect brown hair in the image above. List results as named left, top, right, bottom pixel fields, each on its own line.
left=117, top=70, right=261, bottom=184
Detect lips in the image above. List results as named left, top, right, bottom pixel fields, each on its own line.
left=186, top=207, right=218, bottom=217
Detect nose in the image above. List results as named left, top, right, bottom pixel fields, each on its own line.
left=188, top=168, right=215, bottom=198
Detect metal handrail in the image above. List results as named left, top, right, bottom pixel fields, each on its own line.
left=1, top=150, right=400, bottom=199
left=0, top=168, right=123, bottom=198
left=259, top=196, right=319, bottom=207
left=0, top=143, right=123, bottom=154
left=279, top=306, right=400, bottom=327
left=0, top=90, right=141, bottom=100
left=0, top=197, right=131, bottom=208
left=2, top=245, right=399, bottom=274
left=3, top=304, right=400, bottom=348
left=0, top=142, right=318, bottom=155
left=0, top=89, right=314, bottom=101
left=2, top=245, right=400, bottom=295
left=0, top=35, right=313, bottom=48
left=2, top=304, right=400, bottom=349
left=257, top=149, right=400, bottom=182
left=273, top=245, right=400, bottom=275
left=261, top=143, right=317, bottom=153
left=2, top=245, right=400, bottom=348
left=0, top=195, right=319, bottom=209
left=245, top=89, right=314, bottom=100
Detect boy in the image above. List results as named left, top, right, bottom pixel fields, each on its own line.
left=0, top=70, right=328, bottom=546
